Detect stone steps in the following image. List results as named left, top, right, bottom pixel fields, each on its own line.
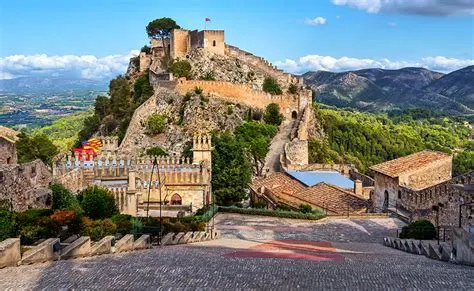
left=384, top=236, right=453, bottom=263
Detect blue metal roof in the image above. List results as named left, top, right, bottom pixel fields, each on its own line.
left=286, top=170, right=355, bottom=189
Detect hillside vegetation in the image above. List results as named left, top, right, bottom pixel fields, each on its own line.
left=32, top=111, right=93, bottom=151
left=310, top=105, right=473, bottom=175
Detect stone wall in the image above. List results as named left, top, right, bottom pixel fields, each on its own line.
left=175, top=78, right=300, bottom=119
left=372, top=172, right=399, bottom=211
left=171, top=29, right=189, bottom=58
left=224, top=44, right=303, bottom=87
left=0, top=137, right=16, bottom=165
left=202, top=30, right=225, bottom=56
left=0, top=160, right=52, bottom=211
left=349, top=169, right=375, bottom=187
left=398, top=156, right=452, bottom=190
left=399, top=171, right=474, bottom=229
left=139, top=52, right=151, bottom=72
left=53, top=168, right=85, bottom=193
left=283, top=141, right=308, bottom=166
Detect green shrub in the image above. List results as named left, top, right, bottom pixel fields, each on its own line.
left=171, top=60, right=192, bottom=78
left=227, top=106, right=234, bottom=115
left=50, top=183, right=81, bottom=212
left=299, top=204, right=313, bottom=214
left=16, top=208, right=53, bottom=229
left=262, top=77, right=282, bottom=95
left=399, top=220, right=436, bottom=240
left=264, top=103, right=283, bottom=126
left=276, top=204, right=293, bottom=212
left=0, top=210, right=16, bottom=240
left=202, top=71, right=215, bottom=80
left=218, top=206, right=325, bottom=220
left=190, top=221, right=206, bottom=231
left=145, top=147, right=168, bottom=157
left=78, top=186, right=119, bottom=219
left=147, top=114, right=167, bottom=134
left=252, top=201, right=267, bottom=209
left=19, top=216, right=59, bottom=245
left=194, top=86, right=203, bottom=94
left=82, top=218, right=117, bottom=241
left=171, top=221, right=188, bottom=233
left=288, top=83, right=298, bottom=94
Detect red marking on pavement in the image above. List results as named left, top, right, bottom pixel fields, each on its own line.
left=223, top=240, right=344, bottom=262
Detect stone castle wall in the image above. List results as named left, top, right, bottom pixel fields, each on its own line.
left=139, top=52, right=152, bottom=73
left=399, top=171, right=474, bottom=229
left=0, top=160, right=52, bottom=211
left=174, top=78, right=300, bottom=119
left=171, top=29, right=190, bottom=58
left=224, top=44, right=303, bottom=87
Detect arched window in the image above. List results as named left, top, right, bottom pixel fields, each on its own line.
left=213, top=40, right=216, bottom=47
left=171, top=194, right=182, bottom=205
left=291, top=111, right=297, bottom=119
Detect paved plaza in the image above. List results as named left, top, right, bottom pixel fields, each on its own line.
left=0, top=214, right=473, bottom=290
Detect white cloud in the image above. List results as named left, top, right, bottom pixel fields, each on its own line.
left=0, top=50, right=139, bottom=80
left=305, top=17, right=328, bottom=26
left=388, top=21, right=397, bottom=27
left=275, top=54, right=474, bottom=74
left=331, top=0, right=474, bottom=16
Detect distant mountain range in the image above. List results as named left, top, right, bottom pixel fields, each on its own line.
left=0, top=77, right=108, bottom=93
left=303, top=65, right=474, bottom=116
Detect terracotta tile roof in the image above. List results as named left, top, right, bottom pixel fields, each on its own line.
left=292, top=183, right=367, bottom=214
left=251, top=172, right=306, bottom=197
left=369, top=150, right=451, bottom=178
left=251, top=173, right=368, bottom=215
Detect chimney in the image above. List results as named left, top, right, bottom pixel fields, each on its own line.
left=354, top=180, right=363, bottom=196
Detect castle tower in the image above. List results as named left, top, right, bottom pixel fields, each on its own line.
left=192, top=133, right=213, bottom=166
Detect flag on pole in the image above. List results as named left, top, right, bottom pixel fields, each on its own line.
left=205, top=18, right=211, bottom=22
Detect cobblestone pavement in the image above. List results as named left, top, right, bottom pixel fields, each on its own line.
left=0, top=214, right=472, bottom=290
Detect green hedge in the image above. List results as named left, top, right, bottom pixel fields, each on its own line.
left=218, top=206, right=325, bottom=220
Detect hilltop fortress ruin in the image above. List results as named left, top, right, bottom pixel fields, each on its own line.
left=133, top=28, right=314, bottom=164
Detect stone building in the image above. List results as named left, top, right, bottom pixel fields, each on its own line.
left=0, top=126, right=18, bottom=165
left=250, top=172, right=368, bottom=215
left=370, top=150, right=452, bottom=212
left=54, top=134, right=213, bottom=217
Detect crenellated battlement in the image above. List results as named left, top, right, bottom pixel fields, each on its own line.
left=224, top=44, right=303, bottom=86
left=174, top=78, right=308, bottom=119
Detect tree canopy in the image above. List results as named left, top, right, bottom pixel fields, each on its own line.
left=262, top=77, right=282, bottom=95
left=212, top=132, right=252, bottom=206
left=16, top=133, right=58, bottom=165
left=264, top=103, right=283, bottom=126
left=146, top=17, right=180, bottom=56
left=309, top=105, right=473, bottom=174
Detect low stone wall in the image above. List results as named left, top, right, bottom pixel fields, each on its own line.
left=161, top=229, right=220, bottom=246
left=0, top=230, right=220, bottom=268
left=53, top=168, right=85, bottom=193
left=349, top=169, right=375, bottom=187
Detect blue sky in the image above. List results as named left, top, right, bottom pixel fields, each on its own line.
left=1, top=0, right=473, bottom=79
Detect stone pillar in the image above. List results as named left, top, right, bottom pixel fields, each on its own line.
left=128, top=171, right=136, bottom=191
left=354, top=180, right=363, bottom=197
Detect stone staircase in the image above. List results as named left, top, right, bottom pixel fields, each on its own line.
left=263, top=120, right=295, bottom=174
left=383, top=237, right=452, bottom=262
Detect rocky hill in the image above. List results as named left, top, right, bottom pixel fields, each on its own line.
left=119, top=86, right=253, bottom=156
left=303, top=66, right=474, bottom=115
